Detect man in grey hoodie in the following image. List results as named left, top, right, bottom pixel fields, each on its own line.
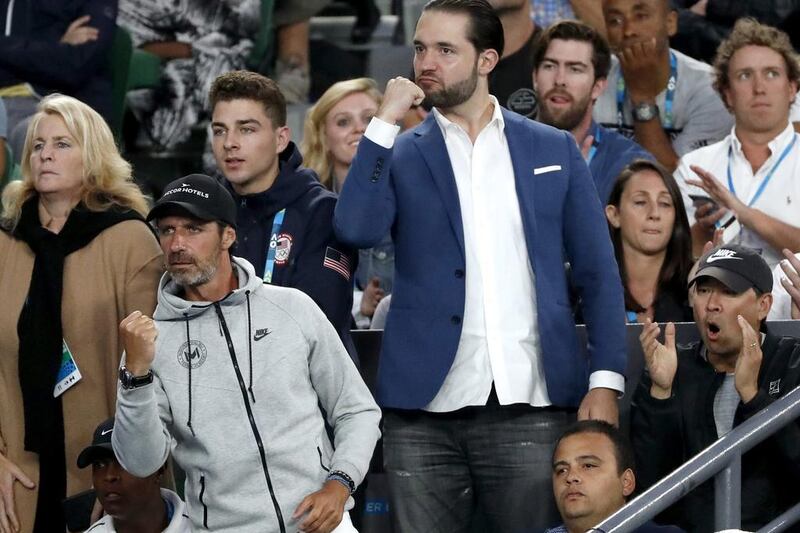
left=112, top=173, right=381, bottom=533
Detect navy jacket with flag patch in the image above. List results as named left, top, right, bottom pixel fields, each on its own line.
left=224, top=142, right=358, bottom=358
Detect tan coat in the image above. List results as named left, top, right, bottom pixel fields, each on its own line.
left=0, top=220, right=163, bottom=533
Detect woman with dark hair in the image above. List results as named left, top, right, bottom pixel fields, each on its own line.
left=605, top=159, right=694, bottom=323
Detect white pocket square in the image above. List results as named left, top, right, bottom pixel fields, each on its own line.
left=533, top=165, right=562, bottom=175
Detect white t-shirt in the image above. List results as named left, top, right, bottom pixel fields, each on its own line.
left=675, top=123, right=800, bottom=269
left=594, top=48, right=733, bottom=157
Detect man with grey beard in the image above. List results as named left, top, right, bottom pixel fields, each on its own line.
left=533, top=19, right=653, bottom=203
left=112, top=173, right=381, bottom=533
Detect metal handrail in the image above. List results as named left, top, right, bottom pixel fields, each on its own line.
left=595, top=384, right=800, bottom=532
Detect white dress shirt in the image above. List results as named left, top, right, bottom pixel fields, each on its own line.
left=676, top=123, right=800, bottom=269
left=364, top=97, right=623, bottom=412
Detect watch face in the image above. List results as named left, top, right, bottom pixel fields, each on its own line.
left=634, top=103, right=658, bottom=122
left=119, top=367, right=152, bottom=389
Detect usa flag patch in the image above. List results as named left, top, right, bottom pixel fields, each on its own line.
left=323, top=246, right=352, bottom=281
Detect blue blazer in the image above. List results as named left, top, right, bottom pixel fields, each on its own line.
left=334, top=109, right=626, bottom=409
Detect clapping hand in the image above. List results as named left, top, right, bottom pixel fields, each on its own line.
left=734, top=315, right=762, bottom=403
left=779, top=248, right=800, bottom=320
left=640, top=319, right=678, bottom=399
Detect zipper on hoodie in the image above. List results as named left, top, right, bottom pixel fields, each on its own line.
left=317, top=446, right=330, bottom=472
left=213, top=303, right=287, bottom=533
left=199, top=473, right=209, bottom=529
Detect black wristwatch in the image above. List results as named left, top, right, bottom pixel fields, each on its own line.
left=119, top=366, right=154, bottom=389
left=633, top=102, right=659, bottom=122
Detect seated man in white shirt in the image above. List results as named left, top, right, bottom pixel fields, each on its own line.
left=675, top=18, right=800, bottom=268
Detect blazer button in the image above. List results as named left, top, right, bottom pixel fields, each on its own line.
left=451, top=315, right=461, bottom=325
left=454, top=269, right=464, bottom=278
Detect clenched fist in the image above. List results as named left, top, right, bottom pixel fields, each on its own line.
left=119, top=311, right=158, bottom=376
left=376, top=77, right=426, bottom=125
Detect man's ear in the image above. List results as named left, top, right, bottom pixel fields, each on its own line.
left=592, top=77, right=608, bottom=101
left=275, top=125, right=291, bottom=154
left=666, top=9, right=678, bottom=37
left=757, top=291, right=773, bottom=322
left=621, top=468, right=636, bottom=497
left=478, top=48, right=500, bottom=77
left=605, top=204, right=621, bottom=228
left=722, top=85, right=734, bottom=111
left=222, top=226, right=237, bottom=251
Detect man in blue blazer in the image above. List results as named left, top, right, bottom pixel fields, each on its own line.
left=334, top=0, right=627, bottom=530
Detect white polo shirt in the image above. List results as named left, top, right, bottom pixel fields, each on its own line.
left=675, top=123, right=800, bottom=268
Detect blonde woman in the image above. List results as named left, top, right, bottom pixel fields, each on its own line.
left=0, top=94, right=163, bottom=533
left=302, top=78, right=392, bottom=326
left=302, top=77, right=381, bottom=192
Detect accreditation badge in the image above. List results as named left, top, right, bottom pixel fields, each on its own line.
left=53, top=339, right=82, bottom=397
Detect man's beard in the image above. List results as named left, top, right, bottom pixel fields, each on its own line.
left=167, top=250, right=220, bottom=288
left=420, top=63, right=479, bottom=110
left=537, top=89, right=592, bottom=131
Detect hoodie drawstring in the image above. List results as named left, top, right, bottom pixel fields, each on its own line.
left=185, top=314, right=196, bottom=437
left=246, top=291, right=256, bottom=403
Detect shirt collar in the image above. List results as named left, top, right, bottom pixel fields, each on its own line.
left=730, top=121, right=795, bottom=156
left=431, top=95, right=505, bottom=141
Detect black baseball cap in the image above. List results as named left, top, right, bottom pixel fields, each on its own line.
left=77, top=418, right=116, bottom=468
left=147, top=174, right=237, bottom=229
left=689, top=244, right=773, bottom=294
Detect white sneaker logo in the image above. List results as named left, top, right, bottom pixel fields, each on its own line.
left=706, top=249, right=743, bottom=263
left=101, top=429, right=113, bottom=436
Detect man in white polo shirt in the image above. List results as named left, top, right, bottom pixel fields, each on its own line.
left=675, top=18, right=800, bottom=268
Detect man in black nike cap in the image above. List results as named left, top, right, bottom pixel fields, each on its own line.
left=630, top=244, right=800, bottom=531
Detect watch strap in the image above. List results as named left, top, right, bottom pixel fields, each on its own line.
left=119, top=366, right=154, bottom=389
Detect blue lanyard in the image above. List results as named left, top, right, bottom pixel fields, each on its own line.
left=726, top=134, right=796, bottom=207
left=263, top=208, right=286, bottom=283
left=585, top=124, right=601, bottom=164
left=616, top=51, right=677, bottom=129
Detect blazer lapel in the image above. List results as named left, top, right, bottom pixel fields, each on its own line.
left=413, top=115, right=466, bottom=257
left=504, top=111, right=539, bottom=250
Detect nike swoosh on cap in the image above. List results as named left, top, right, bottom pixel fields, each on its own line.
left=706, top=254, right=743, bottom=263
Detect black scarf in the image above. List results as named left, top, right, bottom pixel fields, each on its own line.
left=11, top=197, right=144, bottom=532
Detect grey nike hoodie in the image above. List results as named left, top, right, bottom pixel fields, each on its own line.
left=113, top=257, right=381, bottom=532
